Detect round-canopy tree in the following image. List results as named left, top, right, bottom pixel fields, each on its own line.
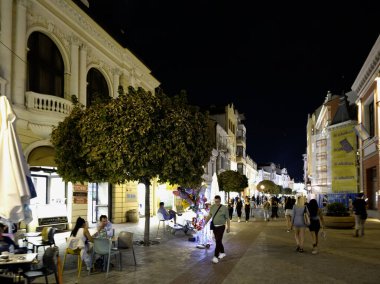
left=217, top=170, right=248, bottom=200
left=257, top=180, right=279, bottom=195
left=52, top=87, right=212, bottom=245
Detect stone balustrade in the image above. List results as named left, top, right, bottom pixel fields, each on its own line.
left=26, top=91, right=73, bottom=115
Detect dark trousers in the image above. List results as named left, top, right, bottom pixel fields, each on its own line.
left=213, top=225, right=225, bottom=257
left=228, top=208, right=233, bottom=220
left=245, top=207, right=250, bottom=221
left=237, top=208, right=242, bottom=218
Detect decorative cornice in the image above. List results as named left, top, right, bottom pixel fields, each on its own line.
left=352, top=35, right=380, bottom=96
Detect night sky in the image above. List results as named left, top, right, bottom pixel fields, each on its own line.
left=87, top=0, right=380, bottom=182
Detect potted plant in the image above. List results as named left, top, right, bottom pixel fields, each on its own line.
left=324, top=202, right=355, bottom=228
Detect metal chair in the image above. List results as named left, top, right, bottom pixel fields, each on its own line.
left=91, top=238, right=120, bottom=278
left=156, top=212, right=168, bottom=239
left=22, top=246, right=59, bottom=284
left=28, top=227, right=56, bottom=254
left=62, top=244, right=82, bottom=284
left=112, top=231, right=136, bottom=268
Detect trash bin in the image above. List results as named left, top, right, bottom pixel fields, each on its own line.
left=126, top=209, right=139, bottom=223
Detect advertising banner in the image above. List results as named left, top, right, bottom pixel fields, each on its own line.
left=331, top=124, right=358, bottom=192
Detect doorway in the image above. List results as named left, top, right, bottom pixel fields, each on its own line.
left=88, top=183, right=110, bottom=223
left=366, top=167, right=378, bottom=210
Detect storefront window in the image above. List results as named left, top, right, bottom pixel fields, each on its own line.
left=50, top=177, right=66, bottom=204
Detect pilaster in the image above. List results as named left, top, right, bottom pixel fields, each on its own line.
left=79, top=44, right=87, bottom=106
left=0, top=0, right=13, bottom=100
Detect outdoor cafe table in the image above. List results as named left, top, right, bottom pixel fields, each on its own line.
left=0, top=253, right=38, bottom=267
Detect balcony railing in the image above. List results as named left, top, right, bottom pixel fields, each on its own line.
left=26, top=91, right=73, bottom=115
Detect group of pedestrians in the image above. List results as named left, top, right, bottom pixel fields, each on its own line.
left=227, top=196, right=252, bottom=223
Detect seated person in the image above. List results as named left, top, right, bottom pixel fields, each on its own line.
left=66, top=217, right=94, bottom=270
left=157, top=202, right=181, bottom=224
left=94, top=215, right=113, bottom=238
left=0, top=223, right=27, bottom=254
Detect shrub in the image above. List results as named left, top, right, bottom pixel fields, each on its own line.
left=326, top=202, right=350, bottom=216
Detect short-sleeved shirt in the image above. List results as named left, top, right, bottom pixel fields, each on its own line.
left=210, top=204, right=229, bottom=226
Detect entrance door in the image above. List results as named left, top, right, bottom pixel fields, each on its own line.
left=366, top=167, right=378, bottom=210
left=89, top=183, right=109, bottom=223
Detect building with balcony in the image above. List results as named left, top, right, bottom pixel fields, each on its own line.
left=353, top=35, right=380, bottom=211
left=0, top=0, right=160, bottom=228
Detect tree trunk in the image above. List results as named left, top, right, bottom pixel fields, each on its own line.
left=143, top=177, right=151, bottom=246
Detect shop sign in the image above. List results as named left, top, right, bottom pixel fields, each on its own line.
left=73, top=191, right=88, bottom=204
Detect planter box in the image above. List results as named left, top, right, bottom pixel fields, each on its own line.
left=324, top=215, right=355, bottom=229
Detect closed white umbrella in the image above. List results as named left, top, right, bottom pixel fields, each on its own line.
left=211, top=172, right=225, bottom=204
left=0, top=96, right=35, bottom=224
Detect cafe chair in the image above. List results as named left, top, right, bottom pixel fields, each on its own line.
left=62, top=245, right=82, bottom=284
left=28, top=227, right=57, bottom=254
left=91, top=238, right=120, bottom=278
left=22, top=246, right=59, bottom=284
left=112, top=231, right=136, bottom=268
left=156, top=212, right=169, bottom=239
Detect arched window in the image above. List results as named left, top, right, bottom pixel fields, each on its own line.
left=27, top=32, right=64, bottom=97
left=86, top=68, right=110, bottom=106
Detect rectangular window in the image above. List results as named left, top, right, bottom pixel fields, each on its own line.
left=369, top=101, right=375, bottom=137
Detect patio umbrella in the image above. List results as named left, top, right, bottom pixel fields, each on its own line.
left=0, top=96, right=36, bottom=224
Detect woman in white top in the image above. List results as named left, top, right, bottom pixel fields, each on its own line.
left=67, top=217, right=94, bottom=269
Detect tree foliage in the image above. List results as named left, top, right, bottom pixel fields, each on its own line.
left=51, top=87, right=213, bottom=244
left=51, top=96, right=89, bottom=183
left=256, top=180, right=279, bottom=194
left=283, top=187, right=293, bottom=194
left=217, top=170, right=248, bottom=193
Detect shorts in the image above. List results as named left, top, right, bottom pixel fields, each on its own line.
left=285, top=209, right=293, bottom=216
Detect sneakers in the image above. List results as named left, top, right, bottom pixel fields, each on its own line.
left=287, top=230, right=290, bottom=233
left=218, top=253, right=226, bottom=259
left=312, top=248, right=318, bottom=255
left=246, top=221, right=248, bottom=223
left=238, top=219, right=241, bottom=223
left=212, top=257, right=219, bottom=264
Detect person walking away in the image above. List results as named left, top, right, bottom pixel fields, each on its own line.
left=284, top=197, right=293, bottom=232
left=244, top=196, right=251, bottom=222
left=250, top=196, right=256, bottom=217
left=205, top=195, right=230, bottom=264
left=291, top=196, right=308, bottom=253
left=236, top=197, right=243, bottom=223
left=263, top=199, right=271, bottom=221
left=271, top=197, right=279, bottom=220
left=227, top=198, right=234, bottom=220
left=352, top=193, right=367, bottom=237
left=307, top=199, right=325, bottom=254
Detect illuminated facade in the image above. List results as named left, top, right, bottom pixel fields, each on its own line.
left=353, top=35, right=380, bottom=211
left=0, top=0, right=159, bottom=228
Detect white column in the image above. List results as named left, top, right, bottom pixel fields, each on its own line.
left=79, top=45, right=87, bottom=106
left=112, top=68, right=120, bottom=97
left=12, top=0, right=27, bottom=107
left=70, top=39, right=79, bottom=99
left=0, top=0, right=13, bottom=100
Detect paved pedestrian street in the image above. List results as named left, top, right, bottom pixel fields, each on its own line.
left=49, top=216, right=380, bottom=284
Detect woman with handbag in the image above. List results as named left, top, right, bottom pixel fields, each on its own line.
left=291, top=196, right=308, bottom=253
left=307, top=199, right=325, bottom=254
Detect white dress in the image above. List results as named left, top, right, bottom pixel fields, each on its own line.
left=67, top=228, right=92, bottom=267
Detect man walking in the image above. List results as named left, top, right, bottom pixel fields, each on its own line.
left=352, top=193, right=367, bottom=237
left=205, top=195, right=230, bottom=264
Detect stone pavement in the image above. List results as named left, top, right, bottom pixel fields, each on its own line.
left=37, top=215, right=380, bottom=284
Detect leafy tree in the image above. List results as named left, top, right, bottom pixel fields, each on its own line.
left=283, top=187, right=293, bottom=194
left=256, top=180, right=279, bottom=195
left=51, top=96, right=89, bottom=183
left=218, top=170, right=248, bottom=200
left=52, top=87, right=212, bottom=245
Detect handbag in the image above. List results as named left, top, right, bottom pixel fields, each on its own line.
left=303, top=206, right=311, bottom=226
left=210, top=205, right=222, bottom=230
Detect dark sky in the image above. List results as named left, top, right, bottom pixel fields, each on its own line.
left=87, top=0, right=380, bottom=182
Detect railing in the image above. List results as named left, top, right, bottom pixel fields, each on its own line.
left=26, top=91, right=73, bottom=115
